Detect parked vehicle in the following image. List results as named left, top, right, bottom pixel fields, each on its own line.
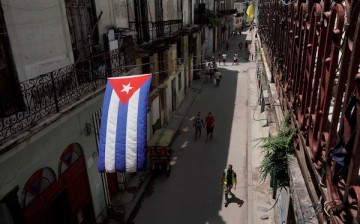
left=148, top=128, right=174, bottom=176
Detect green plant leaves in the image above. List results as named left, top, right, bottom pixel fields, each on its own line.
left=203, top=9, right=222, bottom=28
left=255, top=112, right=295, bottom=191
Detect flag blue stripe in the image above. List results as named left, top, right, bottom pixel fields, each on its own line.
left=116, top=101, right=128, bottom=172
left=136, top=78, right=151, bottom=171
left=98, top=74, right=152, bottom=173
left=98, top=82, right=113, bottom=172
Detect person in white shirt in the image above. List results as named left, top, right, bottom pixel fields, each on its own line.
left=222, top=53, right=227, bottom=65
left=233, top=53, right=238, bottom=65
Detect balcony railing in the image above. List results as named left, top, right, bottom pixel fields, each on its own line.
left=129, top=19, right=183, bottom=44
left=0, top=48, right=134, bottom=148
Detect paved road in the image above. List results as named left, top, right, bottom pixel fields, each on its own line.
left=132, top=31, right=272, bottom=224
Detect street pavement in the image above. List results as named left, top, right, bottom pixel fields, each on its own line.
left=128, top=29, right=276, bottom=224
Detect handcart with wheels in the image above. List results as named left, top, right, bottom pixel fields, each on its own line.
left=147, top=128, right=174, bottom=176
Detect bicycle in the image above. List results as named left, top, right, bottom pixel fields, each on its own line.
left=107, top=204, right=126, bottom=224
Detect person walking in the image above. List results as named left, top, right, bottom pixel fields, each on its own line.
left=238, top=42, right=243, bottom=51
left=193, top=112, right=204, bottom=141
left=221, top=164, right=237, bottom=206
left=221, top=53, right=227, bottom=66
left=233, top=53, right=238, bottom=65
left=218, top=53, right=222, bottom=65
left=205, top=112, right=215, bottom=142
left=214, top=70, right=222, bottom=87
left=207, top=61, right=215, bottom=82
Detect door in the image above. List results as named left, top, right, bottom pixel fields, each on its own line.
left=171, top=79, right=176, bottom=111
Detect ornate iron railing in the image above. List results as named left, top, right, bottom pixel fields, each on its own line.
left=129, top=19, right=183, bottom=44
left=259, top=0, right=360, bottom=222
left=0, top=48, right=136, bottom=147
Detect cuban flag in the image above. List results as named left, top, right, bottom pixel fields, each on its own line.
left=98, top=74, right=152, bottom=173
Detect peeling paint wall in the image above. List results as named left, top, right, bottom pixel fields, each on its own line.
left=2, top=0, right=73, bottom=81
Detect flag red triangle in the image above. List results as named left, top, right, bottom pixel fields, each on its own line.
left=109, top=74, right=151, bottom=104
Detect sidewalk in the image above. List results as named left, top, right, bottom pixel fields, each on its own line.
left=106, top=80, right=203, bottom=223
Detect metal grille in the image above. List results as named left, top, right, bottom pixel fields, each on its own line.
left=129, top=20, right=183, bottom=44
left=259, top=0, right=360, bottom=222
left=0, top=49, right=127, bottom=148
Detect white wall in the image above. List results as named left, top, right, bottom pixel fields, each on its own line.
left=95, top=0, right=115, bottom=40
left=112, top=0, right=129, bottom=28
left=163, top=0, right=179, bottom=20
left=2, top=0, right=73, bottom=81
left=1, top=0, right=121, bottom=82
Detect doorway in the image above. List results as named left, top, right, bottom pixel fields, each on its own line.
left=171, top=79, right=176, bottom=111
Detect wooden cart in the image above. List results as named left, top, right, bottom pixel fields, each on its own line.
left=147, top=128, right=174, bottom=176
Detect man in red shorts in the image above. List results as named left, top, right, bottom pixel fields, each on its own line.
left=205, top=112, right=215, bottom=142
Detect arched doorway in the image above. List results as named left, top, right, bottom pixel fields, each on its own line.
left=23, top=143, right=95, bottom=224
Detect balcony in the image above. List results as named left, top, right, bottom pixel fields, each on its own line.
left=129, top=20, right=183, bottom=45
left=0, top=48, right=135, bottom=152
left=217, top=9, right=238, bottom=17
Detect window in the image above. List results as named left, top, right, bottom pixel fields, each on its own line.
left=65, top=0, right=98, bottom=61
left=178, top=73, right=182, bottom=90
left=158, top=51, right=167, bottom=83
left=134, top=0, right=150, bottom=44
left=0, top=4, right=23, bottom=117
left=59, top=143, right=83, bottom=175
left=23, top=168, right=56, bottom=207
left=65, top=0, right=99, bottom=84
left=177, top=39, right=184, bottom=64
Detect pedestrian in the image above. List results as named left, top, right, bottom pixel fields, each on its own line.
left=238, top=42, right=243, bottom=51
left=193, top=112, right=204, bottom=141
left=233, top=53, right=238, bottom=65
left=221, top=53, right=227, bottom=65
left=205, top=112, right=215, bottom=142
left=218, top=53, right=222, bottom=65
left=214, top=69, right=222, bottom=87
left=225, top=41, right=229, bottom=51
left=221, top=164, right=237, bottom=206
left=207, top=62, right=215, bottom=82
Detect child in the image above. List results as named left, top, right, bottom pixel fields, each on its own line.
left=233, top=53, right=238, bottom=65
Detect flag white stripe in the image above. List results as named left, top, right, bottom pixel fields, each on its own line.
left=105, top=91, right=119, bottom=172
left=126, top=90, right=140, bottom=172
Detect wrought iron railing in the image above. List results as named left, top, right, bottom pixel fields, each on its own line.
left=259, top=0, right=360, bottom=222
left=129, top=19, right=183, bottom=44
left=0, top=48, right=135, bottom=146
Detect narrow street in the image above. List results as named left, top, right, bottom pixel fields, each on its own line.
left=132, top=30, right=273, bottom=224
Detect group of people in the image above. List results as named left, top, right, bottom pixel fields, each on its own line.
left=207, top=59, right=222, bottom=86
left=193, top=112, right=215, bottom=142
left=216, top=53, right=228, bottom=66
left=193, top=112, right=237, bottom=206
left=215, top=41, right=248, bottom=66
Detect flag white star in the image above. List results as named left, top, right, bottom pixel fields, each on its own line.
left=121, top=83, right=133, bottom=94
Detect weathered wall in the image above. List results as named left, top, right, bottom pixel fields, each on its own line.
left=2, top=0, right=73, bottom=81
left=95, top=0, right=116, bottom=44
left=112, top=0, right=129, bottom=28
left=0, top=93, right=106, bottom=216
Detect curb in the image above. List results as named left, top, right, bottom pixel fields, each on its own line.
left=123, top=172, right=153, bottom=223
